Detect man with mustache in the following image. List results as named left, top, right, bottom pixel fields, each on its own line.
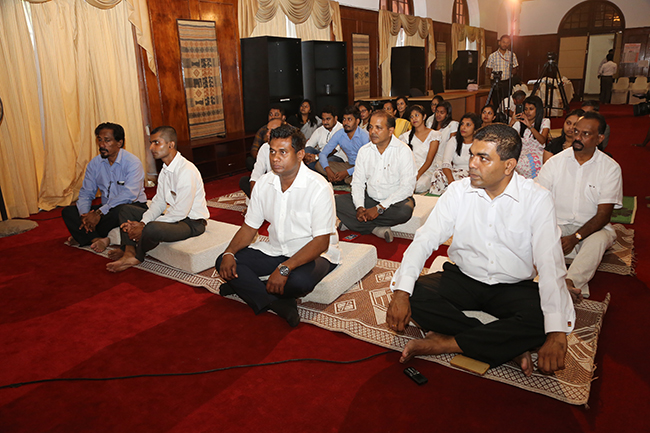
left=537, top=111, right=622, bottom=300
left=62, top=122, right=147, bottom=252
left=335, top=110, right=416, bottom=243
left=386, top=124, right=575, bottom=377
left=217, top=124, right=340, bottom=327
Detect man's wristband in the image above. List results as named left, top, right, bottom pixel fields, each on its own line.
left=223, top=252, right=236, bottom=261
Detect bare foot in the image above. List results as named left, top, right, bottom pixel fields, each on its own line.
left=90, top=237, right=110, bottom=253
left=66, top=236, right=79, bottom=246
left=106, top=256, right=141, bottom=273
left=566, top=279, right=583, bottom=303
left=514, top=351, right=534, bottom=377
left=107, top=248, right=124, bottom=260
left=399, top=331, right=460, bottom=363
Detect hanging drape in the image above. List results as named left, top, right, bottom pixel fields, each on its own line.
left=450, top=22, right=486, bottom=66
left=239, top=0, right=342, bottom=41
left=24, top=0, right=156, bottom=75
left=0, top=0, right=149, bottom=217
left=378, top=10, right=435, bottom=96
left=0, top=0, right=44, bottom=219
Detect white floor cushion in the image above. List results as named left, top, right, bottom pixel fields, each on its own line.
left=392, top=195, right=439, bottom=235
left=302, top=242, right=377, bottom=304
left=108, top=220, right=240, bottom=274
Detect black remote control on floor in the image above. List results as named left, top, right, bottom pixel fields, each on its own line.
left=404, top=367, right=428, bottom=385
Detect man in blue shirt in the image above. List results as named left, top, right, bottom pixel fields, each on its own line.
left=315, top=106, right=369, bottom=184
left=62, top=123, right=147, bottom=252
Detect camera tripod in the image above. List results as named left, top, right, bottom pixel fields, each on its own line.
left=531, top=55, right=569, bottom=117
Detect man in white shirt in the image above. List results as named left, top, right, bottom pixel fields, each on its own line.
left=106, top=126, right=209, bottom=272
left=387, top=124, right=575, bottom=376
left=537, top=112, right=622, bottom=300
left=303, top=106, right=345, bottom=170
left=217, top=125, right=341, bottom=327
left=239, top=118, right=283, bottom=198
left=335, top=110, right=416, bottom=243
left=598, top=53, right=617, bottom=104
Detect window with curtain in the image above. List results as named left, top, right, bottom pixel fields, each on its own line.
left=379, top=0, right=413, bottom=16
left=452, top=0, right=469, bottom=25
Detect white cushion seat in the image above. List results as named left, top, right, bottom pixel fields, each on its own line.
left=391, top=195, right=439, bottom=235
left=108, top=220, right=240, bottom=274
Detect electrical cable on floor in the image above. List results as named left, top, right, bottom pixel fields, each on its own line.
left=0, top=350, right=393, bottom=390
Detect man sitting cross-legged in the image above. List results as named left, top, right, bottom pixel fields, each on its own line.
left=335, top=110, right=416, bottom=243
left=537, top=111, right=623, bottom=300
left=387, top=124, right=576, bottom=376
left=315, top=105, right=369, bottom=184
left=106, top=126, right=209, bottom=272
left=62, top=122, right=147, bottom=252
left=217, top=125, right=341, bottom=327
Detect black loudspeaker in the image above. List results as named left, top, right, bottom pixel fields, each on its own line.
left=301, top=41, right=348, bottom=116
left=241, top=37, right=303, bottom=132
left=391, top=46, right=425, bottom=96
left=450, top=50, right=478, bottom=90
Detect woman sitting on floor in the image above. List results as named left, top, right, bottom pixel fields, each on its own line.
left=430, top=112, right=481, bottom=195
left=395, top=95, right=410, bottom=119
left=400, top=105, right=440, bottom=194
left=543, top=109, right=585, bottom=162
left=428, top=101, right=458, bottom=173
left=287, top=99, right=321, bottom=140
left=510, top=95, right=550, bottom=179
left=481, top=104, right=497, bottom=126
left=425, top=95, right=445, bottom=128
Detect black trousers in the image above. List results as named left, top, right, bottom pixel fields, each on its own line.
left=600, top=76, right=614, bottom=104
left=239, top=176, right=252, bottom=198
left=335, top=192, right=414, bottom=234
left=216, top=248, right=336, bottom=314
left=62, top=202, right=147, bottom=246
left=409, top=262, right=547, bottom=367
left=118, top=204, right=206, bottom=262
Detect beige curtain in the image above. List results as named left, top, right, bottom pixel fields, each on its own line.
left=31, top=0, right=147, bottom=210
left=0, top=0, right=44, bottom=219
left=378, top=10, right=435, bottom=96
left=451, top=22, right=486, bottom=66
left=240, top=0, right=342, bottom=41
left=23, top=0, right=156, bottom=75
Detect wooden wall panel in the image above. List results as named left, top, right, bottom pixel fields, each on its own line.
left=621, top=27, right=650, bottom=79
left=340, top=6, right=380, bottom=100
left=143, top=0, right=245, bottom=161
left=514, top=34, right=560, bottom=83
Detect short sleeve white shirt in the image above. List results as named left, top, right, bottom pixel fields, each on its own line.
left=245, top=162, right=341, bottom=264
left=536, top=148, right=623, bottom=234
left=399, top=130, right=439, bottom=175
left=432, top=121, right=458, bottom=168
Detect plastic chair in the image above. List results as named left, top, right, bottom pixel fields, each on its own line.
left=611, top=77, right=630, bottom=104
left=629, top=76, right=649, bottom=104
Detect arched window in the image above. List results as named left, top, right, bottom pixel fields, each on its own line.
left=452, top=0, right=469, bottom=25
left=379, top=0, right=414, bottom=16
left=559, top=1, right=624, bottom=35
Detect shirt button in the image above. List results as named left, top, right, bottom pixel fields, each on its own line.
left=490, top=261, right=494, bottom=264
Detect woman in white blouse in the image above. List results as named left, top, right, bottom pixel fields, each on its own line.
left=399, top=105, right=440, bottom=193
left=430, top=112, right=481, bottom=195
left=426, top=101, right=458, bottom=173
left=510, top=95, right=550, bottom=179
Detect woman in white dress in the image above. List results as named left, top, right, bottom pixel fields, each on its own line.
left=430, top=112, right=481, bottom=195
left=426, top=101, right=458, bottom=173
left=425, top=95, right=445, bottom=128
left=399, top=105, right=440, bottom=193
left=510, top=95, right=550, bottom=179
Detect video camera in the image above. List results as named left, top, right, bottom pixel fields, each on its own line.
left=547, top=52, right=558, bottom=62
left=633, top=91, right=650, bottom=117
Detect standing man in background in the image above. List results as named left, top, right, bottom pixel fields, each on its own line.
left=486, top=35, right=519, bottom=107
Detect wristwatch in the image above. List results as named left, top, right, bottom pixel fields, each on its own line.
left=376, top=204, right=385, bottom=215
left=96, top=209, right=104, bottom=216
left=278, top=264, right=291, bottom=277
left=574, top=232, right=583, bottom=241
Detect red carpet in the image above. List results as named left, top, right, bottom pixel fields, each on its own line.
left=1, top=104, right=649, bottom=432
